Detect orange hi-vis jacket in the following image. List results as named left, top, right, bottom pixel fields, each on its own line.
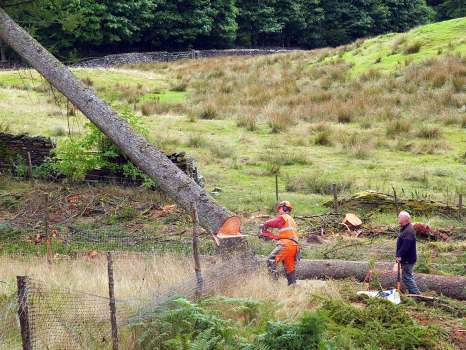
left=276, top=214, right=298, bottom=244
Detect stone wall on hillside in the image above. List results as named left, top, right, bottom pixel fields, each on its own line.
left=0, top=133, right=54, bottom=169
left=73, top=49, right=293, bottom=68
left=0, top=133, right=204, bottom=186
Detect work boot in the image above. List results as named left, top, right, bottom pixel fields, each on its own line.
left=286, top=271, right=296, bottom=286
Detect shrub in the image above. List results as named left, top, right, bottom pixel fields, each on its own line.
left=255, top=312, right=326, bottom=350
left=286, top=171, right=353, bottom=195
left=53, top=111, right=151, bottom=183
left=416, top=125, right=442, bottom=139
left=133, top=298, right=237, bottom=350
left=321, top=298, right=444, bottom=350
left=403, top=41, right=422, bottom=55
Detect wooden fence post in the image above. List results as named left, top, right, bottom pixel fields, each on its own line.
left=191, top=205, right=203, bottom=297
left=459, top=193, right=463, bottom=220
left=43, top=193, right=52, bottom=264
left=392, top=186, right=400, bottom=214
left=275, top=174, right=279, bottom=202
left=332, top=184, right=338, bottom=213
left=17, top=276, right=32, bottom=350
left=26, top=152, right=33, bottom=180
left=107, top=252, right=119, bottom=350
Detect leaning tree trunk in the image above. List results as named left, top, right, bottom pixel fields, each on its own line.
left=297, top=259, right=466, bottom=300
left=0, top=7, right=232, bottom=234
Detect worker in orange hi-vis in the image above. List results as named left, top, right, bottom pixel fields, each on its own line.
left=259, top=201, right=300, bottom=285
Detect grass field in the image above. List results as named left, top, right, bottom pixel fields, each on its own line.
left=1, top=19, right=465, bottom=225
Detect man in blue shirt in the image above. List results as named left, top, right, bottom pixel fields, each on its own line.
left=396, top=211, right=420, bottom=294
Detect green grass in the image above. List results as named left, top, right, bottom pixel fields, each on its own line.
left=335, top=17, right=466, bottom=75
left=0, top=18, right=465, bottom=226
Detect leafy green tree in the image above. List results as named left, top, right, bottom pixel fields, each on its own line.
left=148, top=0, right=214, bottom=50
left=197, top=0, right=238, bottom=48
left=101, top=0, right=157, bottom=46
left=428, top=0, right=466, bottom=20
left=236, top=0, right=282, bottom=46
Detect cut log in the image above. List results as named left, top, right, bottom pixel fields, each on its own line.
left=297, top=259, right=466, bottom=300
left=0, top=8, right=231, bottom=234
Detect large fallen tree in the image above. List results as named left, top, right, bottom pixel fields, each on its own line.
left=0, top=7, right=231, bottom=234
left=297, top=259, right=466, bottom=300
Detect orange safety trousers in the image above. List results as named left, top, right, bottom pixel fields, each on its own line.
left=270, top=239, right=298, bottom=273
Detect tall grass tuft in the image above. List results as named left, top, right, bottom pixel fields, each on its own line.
left=237, top=114, right=257, bottom=131
left=286, top=171, right=353, bottom=195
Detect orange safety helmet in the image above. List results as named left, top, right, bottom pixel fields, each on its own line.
left=277, top=200, right=293, bottom=212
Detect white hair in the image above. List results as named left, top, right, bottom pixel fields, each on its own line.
left=398, top=211, right=411, bottom=220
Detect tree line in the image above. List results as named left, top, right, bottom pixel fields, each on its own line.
left=4, top=0, right=465, bottom=60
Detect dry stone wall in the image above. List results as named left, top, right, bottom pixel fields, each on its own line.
left=73, top=49, right=292, bottom=68
left=0, top=133, right=204, bottom=186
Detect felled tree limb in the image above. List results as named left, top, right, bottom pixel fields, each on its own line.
left=297, top=259, right=466, bottom=300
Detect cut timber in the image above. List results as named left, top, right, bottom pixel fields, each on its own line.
left=297, top=259, right=466, bottom=300
left=328, top=191, right=459, bottom=216
left=342, top=213, right=362, bottom=230
left=0, top=8, right=232, bottom=235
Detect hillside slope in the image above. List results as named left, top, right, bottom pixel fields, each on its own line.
left=0, top=18, right=465, bottom=225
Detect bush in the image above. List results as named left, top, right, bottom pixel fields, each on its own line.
left=53, top=111, right=151, bottom=183
left=286, top=171, right=353, bottom=195
left=133, top=298, right=237, bottom=350
left=254, top=312, right=326, bottom=350
left=321, top=298, right=444, bottom=350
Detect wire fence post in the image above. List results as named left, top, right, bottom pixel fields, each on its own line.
left=17, top=276, right=32, bottom=350
left=107, top=252, right=119, bottom=350
left=332, top=183, right=338, bottom=213
left=191, top=205, right=203, bottom=297
left=459, top=193, right=463, bottom=220
left=26, top=151, right=33, bottom=180
left=43, top=192, right=53, bottom=264
left=275, top=174, right=279, bottom=202
left=392, top=186, right=400, bottom=215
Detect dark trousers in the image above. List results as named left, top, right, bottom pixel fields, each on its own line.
left=402, top=263, right=420, bottom=294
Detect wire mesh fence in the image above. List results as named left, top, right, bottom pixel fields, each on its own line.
left=1, top=244, right=257, bottom=350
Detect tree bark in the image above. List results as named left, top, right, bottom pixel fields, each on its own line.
left=0, top=7, right=232, bottom=234
left=297, top=259, right=466, bottom=300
